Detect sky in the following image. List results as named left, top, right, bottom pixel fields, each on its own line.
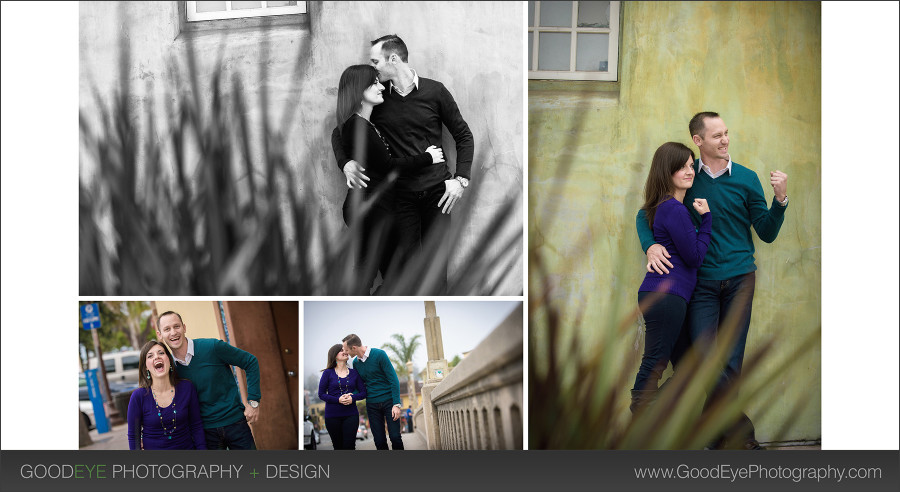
left=304, top=301, right=521, bottom=383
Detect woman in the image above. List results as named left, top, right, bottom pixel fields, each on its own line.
left=127, top=340, right=206, bottom=449
left=336, top=64, right=444, bottom=294
left=631, top=142, right=712, bottom=414
left=318, top=343, right=367, bottom=450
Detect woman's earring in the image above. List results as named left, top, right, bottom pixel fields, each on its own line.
left=145, top=370, right=151, bottom=380
left=169, top=365, right=174, bottom=373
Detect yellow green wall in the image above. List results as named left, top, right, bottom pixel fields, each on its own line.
left=529, top=1, right=820, bottom=443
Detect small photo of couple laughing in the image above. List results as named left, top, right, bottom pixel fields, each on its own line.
left=79, top=301, right=300, bottom=450
left=304, top=301, right=523, bottom=450
left=78, top=2, right=524, bottom=297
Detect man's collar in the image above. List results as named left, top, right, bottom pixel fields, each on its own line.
left=698, top=155, right=733, bottom=176
left=390, top=69, right=419, bottom=95
left=173, top=337, right=194, bottom=364
left=359, top=346, right=372, bottom=362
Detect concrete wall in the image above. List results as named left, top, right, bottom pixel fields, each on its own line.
left=529, top=2, right=821, bottom=443
left=79, top=1, right=523, bottom=294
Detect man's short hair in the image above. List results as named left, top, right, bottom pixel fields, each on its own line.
left=689, top=111, right=720, bottom=139
left=371, top=34, right=408, bottom=63
left=157, top=311, right=184, bottom=327
left=342, top=333, right=362, bottom=348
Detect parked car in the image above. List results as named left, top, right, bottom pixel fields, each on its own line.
left=86, top=350, right=141, bottom=384
left=356, top=423, right=368, bottom=440
left=303, top=415, right=319, bottom=450
left=79, top=375, right=138, bottom=430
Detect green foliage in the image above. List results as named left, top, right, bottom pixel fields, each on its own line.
left=79, top=24, right=521, bottom=296
left=448, top=354, right=462, bottom=368
left=78, top=301, right=153, bottom=369
left=381, top=333, right=422, bottom=379
left=528, top=101, right=819, bottom=450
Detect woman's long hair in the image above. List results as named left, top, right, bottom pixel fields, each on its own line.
left=336, top=65, right=378, bottom=129
left=138, top=340, right=179, bottom=393
left=640, top=142, right=696, bottom=229
left=321, top=343, right=344, bottom=372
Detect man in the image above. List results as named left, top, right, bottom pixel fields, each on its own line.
left=332, top=34, right=475, bottom=293
left=156, top=311, right=261, bottom=450
left=342, top=333, right=404, bottom=450
left=406, top=405, right=414, bottom=433
left=636, top=112, right=789, bottom=450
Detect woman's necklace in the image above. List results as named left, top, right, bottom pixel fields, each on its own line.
left=336, top=367, right=350, bottom=395
left=151, top=386, right=177, bottom=439
left=355, top=113, right=391, bottom=154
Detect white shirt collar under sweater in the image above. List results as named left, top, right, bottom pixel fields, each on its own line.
left=173, top=338, right=194, bottom=366
left=698, top=155, right=733, bottom=178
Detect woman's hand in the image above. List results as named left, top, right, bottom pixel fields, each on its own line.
left=426, top=145, right=445, bottom=164
left=692, top=198, right=710, bottom=215
left=338, top=394, right=352, bottom=405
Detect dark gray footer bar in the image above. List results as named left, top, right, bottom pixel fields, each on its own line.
left=2, top=450, right=898, bottom=492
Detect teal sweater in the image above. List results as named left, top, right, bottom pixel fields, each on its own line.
left=637, top=160, right=788, bottom=280
left=174, top=338, right=260, bottom=429
left=351, top=348, right=400, bottom=405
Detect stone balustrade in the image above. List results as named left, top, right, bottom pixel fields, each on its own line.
left=425, top=304, right=523, bottom=449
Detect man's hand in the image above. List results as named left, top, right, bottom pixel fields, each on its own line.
left=770, top=170, right=788, bottom=203
left=646, top=243, right=673, bottom=274
left=338, top=394, right=353, bottom=405
left=343, top=160, right=370, bottom=189
left=438, top=179, right=464, bottom=214
left=391, top=406, right=401, bottom=421
left=244, top=404, right=259, bottom=425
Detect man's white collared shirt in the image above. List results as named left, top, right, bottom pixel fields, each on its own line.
left=358, top=346, right=372, bottom=363
left=390, top=69, right=419, bottom=96
left=698, top=155, right=733, bottom=179
left=173, top=338, right=194, bottom=366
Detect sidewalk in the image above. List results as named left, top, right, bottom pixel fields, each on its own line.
left=81, top=422, right=129, bottom=450
left=356, top=429, right=426, bottom=450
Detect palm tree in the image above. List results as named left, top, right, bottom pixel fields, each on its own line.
left=381, top=334, right=422, bottom=379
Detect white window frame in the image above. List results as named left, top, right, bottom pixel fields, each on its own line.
left=528, top=1, right=620, bottom=81
left=185, top=1, right=306, bottom=22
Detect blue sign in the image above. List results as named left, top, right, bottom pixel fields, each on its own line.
left=81, top=303, right=101, bottom=330
left=84, top=369, right=109, bottom=434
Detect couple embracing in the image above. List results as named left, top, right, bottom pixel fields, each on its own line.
left=318, top=334, right=405, bottom=451
left=631, top=112, right=790, bottom=450
left=127, top=311, right=260, bottom=450
left=331, top=34, right=474, bottom=295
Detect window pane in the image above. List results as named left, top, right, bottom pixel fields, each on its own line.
left=575, top=33, right=609, bottom=71
left=528, top=32, right=534, bottom=70
left=232, top=1, right=262, bottom=9
left=195, top=1, right=226, bottom=13
left=122, top=355, right=140, bottom=371
left=103, top=358, right=115, bottom=373
left=266, top=1, right=297, bottom=6
left=578, top=1, right=610, bottom=28
left=538, top=32, right=571, bottom=71
left=539, top=1, right=572, bottom=27
left=528, top=1, right=535, bottom=26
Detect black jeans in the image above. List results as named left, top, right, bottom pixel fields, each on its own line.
left=204, top=419, right=256, bottom=450
left=324, top=415, right=358, bottom=450
left=342, top=189, right=398, bottom=295
left=366, top=401, right=404, bottom=450
left=633, top=291, right=688, bottom=391
left=393, top=182, right=451, bottom=294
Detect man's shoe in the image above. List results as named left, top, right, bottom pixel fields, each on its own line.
left=744, top=439, right=765, bottom=450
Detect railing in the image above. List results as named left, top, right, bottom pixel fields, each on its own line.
left=426, top=304, right=523, bottom=449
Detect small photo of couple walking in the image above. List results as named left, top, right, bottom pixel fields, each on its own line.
left=529, top=1, right=821, bottom=450
left=304, top=301, right=524, bottom=450
left=79, top=301, right=299, bottom=450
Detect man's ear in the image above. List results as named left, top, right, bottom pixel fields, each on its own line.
left=692, top=134, right=702, bottom=147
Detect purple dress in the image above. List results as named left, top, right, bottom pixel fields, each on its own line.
left=127, top=379, right=207, bottom=450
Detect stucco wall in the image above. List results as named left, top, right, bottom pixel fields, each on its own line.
left=79, top=1, right=523, bottom=294
left=529, top=1, right=821, bottom=443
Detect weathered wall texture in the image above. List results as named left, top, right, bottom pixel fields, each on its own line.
left=79, top=1, right=523, bottom=294
left=529, top=2, right=821, bottom=442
